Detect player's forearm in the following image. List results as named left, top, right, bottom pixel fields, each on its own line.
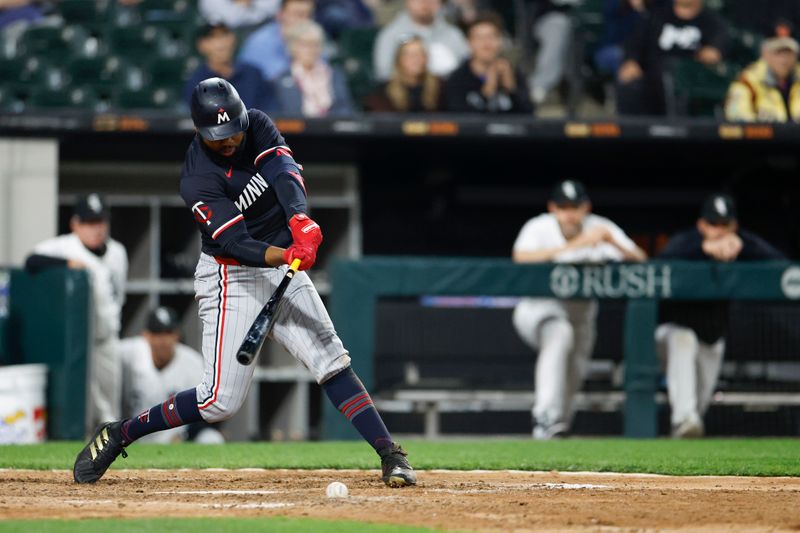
left=512, top=247, right=565, bottom=263
left=219, top=238, right=271, bottom=267
left=265, top=246, right=286, bottom=267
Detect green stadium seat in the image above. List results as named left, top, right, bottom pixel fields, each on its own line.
left=147, top=56, right=200, bottom=91
left=108, top=25, right=173, bottom=61
left=113, top=86, right=179, bottom=110
left=19, top=25, right=89, bottom=62
left=67, top=55, right=134, bottom=93
left=333, top=27, right=380, bottom=110
left=59, top=0, right=108, bottom=24
left=669, top=59, right=735, bottom=118
left=28, top=86, right=98, bottom=110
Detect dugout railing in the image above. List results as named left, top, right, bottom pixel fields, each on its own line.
left=326, top=258, right=800, bottom=439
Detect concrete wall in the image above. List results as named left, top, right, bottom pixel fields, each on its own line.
left=0, top=138, right=58, bottom=266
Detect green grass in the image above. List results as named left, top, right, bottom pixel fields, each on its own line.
left=0, top=517, right=439, bottom=532
left=2, top=439, right=799, bottom=476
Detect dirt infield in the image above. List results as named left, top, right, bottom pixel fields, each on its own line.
left=1, top=469, right=799, bottom=531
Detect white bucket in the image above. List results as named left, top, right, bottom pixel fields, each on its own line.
left=0, top=364, right=48, bottom=444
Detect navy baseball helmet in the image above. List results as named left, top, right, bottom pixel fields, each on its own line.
left=190, top=77, right=249, bottom=141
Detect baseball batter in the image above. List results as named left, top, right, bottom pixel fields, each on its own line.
left=512, top=180, right=646, bottom=439
left=25, top=194, right=128, bottom=431
left=74, top=78, right=416, bottom=488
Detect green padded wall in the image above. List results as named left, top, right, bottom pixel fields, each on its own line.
left=9, top=268, right=91, bottom=440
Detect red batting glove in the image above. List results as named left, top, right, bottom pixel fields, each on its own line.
left=289, top=213, right=322, bottom=248
left=283, top=244, right=316, bottom=271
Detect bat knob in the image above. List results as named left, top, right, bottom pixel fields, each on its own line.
left=236, top=351, right=253, bottom=365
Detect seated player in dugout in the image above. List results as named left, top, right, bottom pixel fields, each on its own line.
left=656, top=193, right=785, bottom=438
left=73, top=78, right=416, bottom=488
left=512, top=180, right=647, bottom=439
left=25, top=193, right=128, bottom=432
left=119, top=306, right=225, bottom=444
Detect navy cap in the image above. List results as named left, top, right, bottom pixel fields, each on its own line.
left=73, top=193, right=109, bottom=221
left=146, top=306, right=179, bottom=333
left=701, top=193, right=738, bottom=224
left=550, top=180, right=590, bottom=204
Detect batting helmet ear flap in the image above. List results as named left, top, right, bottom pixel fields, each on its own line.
left=191, top=77, right=249, bottom=141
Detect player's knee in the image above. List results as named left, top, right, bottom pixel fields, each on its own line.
left=201, top=396, right=245, bottom=423
left=541, top=318, right=575, bottom=352
left=672, top=328, right=699, bottom=356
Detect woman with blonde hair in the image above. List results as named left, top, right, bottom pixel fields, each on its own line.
left=365, top=35, right=443, bottom=112
left=273, top=19, right=355, bottom=116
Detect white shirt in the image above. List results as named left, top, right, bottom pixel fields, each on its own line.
left=119, top=336, right=205, bottom=443
left=32, top=234, right=128, bottom=341
left=513, top=213, right=637, bottom=263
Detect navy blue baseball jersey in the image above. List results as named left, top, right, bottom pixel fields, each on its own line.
left=180, top=109, right=307, bottom=266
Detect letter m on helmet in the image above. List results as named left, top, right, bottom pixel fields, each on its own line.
left=217, top=110, right=230, bottom=124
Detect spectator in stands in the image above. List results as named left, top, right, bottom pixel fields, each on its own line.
left=594, top=0, right=662, bottom=76
left=512, top=180, right=646, bottom=439
left=617, top=0, right=727, bottom=115
left=365, top=34, right=443, bottom=112
left=272, top=19, right=354, bottom=116
left=725, top=28, right=800, bottom=122
left=238, top=0, right=316, bottom=82
left=526, top=0, right=578, bottom=107
left=0, top=0, right=43, bottom=31
left=315, top=0, right=376, bottom=40
left=120, top=307, right=224, bottom=444
left=443, top=12, right=533, bottom=113
left=657, top=193, right=785, bottom=438
left=25, top=194, right=128, bottom=433
left=199, top=0, right=279, bottom=31
left=373, top=0, right=470, bottom=81
left=184, top=23, right=275, bottom=112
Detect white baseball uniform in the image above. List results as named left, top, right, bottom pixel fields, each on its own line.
left=119, top=336, right=224, bottom=443
left=193, top=253, right=351, bottom=424
left=512, top=213, right=638, bottom=437
left=32, top=234, right=128, bottom=428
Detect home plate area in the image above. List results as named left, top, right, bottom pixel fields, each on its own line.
left=2, top=469, right=799, bottom=531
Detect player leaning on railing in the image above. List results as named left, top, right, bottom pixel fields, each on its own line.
left=73, top=78, right=416, bottom=488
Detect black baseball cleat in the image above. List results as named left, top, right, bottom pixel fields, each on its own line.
left=73, top=421, right=128, bottom=483
left=378, top=443, right=416, bottom=487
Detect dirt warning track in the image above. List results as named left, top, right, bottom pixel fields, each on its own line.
left=1, top=469, right=799, bottom=531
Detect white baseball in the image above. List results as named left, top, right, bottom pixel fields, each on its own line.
left=326, top=481, right=349, bottom=498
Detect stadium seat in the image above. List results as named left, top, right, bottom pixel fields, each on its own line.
left=67, top=55, right=132, bottom=93
left=332, top=27, right=380, bottom=110
left=59, top=0, right=108, bottom=24
left=668, top=59, right=735, bottom=118
left=113, top=87, right=179, bottom=110
left=28, top=86, right=98, bottom=110
left=147, top=56, right=200, bottom=92
left=107, top=24, right=190, bottom=62
left=19, top=25, right=90, bottom=62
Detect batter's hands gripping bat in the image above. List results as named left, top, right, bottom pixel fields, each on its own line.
left=236, top=258, right=302, bottom=365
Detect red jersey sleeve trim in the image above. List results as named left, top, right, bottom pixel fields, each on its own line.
left=254, top=145, right=293, bottom=166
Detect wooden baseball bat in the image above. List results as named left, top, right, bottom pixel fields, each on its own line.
left=236, top=258, right=302, bottom=365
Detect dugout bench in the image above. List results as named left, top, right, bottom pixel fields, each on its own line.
left=326, top=258, right=800, bottom=439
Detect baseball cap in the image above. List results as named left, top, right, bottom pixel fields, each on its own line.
left=73, top=193, right=109, bottom=222
left=550, top=179, right=590, bottom=205
left=146, top=306, right=179, bottom=333
left=763, top=20, right=799, bottom=53
left=701, top=193, right=738, bottom=224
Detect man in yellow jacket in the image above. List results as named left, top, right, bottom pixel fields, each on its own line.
left=725, top=32, right=800, bottom=122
